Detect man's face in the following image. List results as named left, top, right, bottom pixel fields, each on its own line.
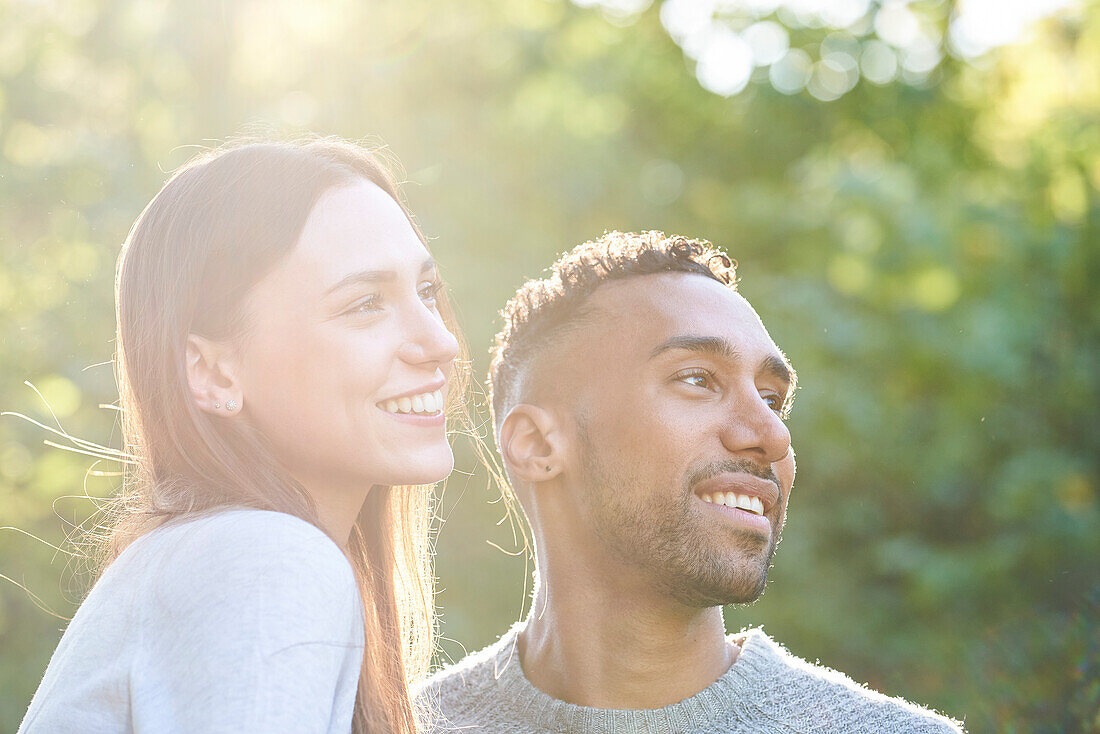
left=552, top=273, right=796, bottom=607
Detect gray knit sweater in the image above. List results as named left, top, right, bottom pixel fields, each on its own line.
left=415, top=624, right=964, bottom=733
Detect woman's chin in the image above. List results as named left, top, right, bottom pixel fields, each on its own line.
left=378, top=446, right=454, bottom=486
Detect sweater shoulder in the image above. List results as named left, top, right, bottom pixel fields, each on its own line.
left=736, top=628, right=965, bottom=732
left=138, top=508, right=352, bottom=580
left=145, top=507, right=342, bottom=554
left=414, top=624, right=524, bottom=728
left=130, top=509, right=360, bottom=634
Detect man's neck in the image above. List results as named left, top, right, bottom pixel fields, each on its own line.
left=517, top=559, right=739, bottom=710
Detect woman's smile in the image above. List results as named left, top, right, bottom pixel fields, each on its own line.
left=376, top=378, right=448, bottom=426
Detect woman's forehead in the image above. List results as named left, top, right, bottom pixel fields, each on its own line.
left=289, top=181, right=429, bottom=281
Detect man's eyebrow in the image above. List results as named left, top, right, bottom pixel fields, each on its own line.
left=649, top=335, right=740, bottom=361
left=650, top=335, right=797, bottom=393
left=761, top=353, right=796, bottom=396
left=325, top=257, right=436, bottom=296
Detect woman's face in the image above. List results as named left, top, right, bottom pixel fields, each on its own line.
left=232, top=179, right=459, bottom=495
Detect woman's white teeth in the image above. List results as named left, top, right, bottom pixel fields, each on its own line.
left=383, top=390, right=444, bottom=415
left=700, top=492, right=765, bottom=515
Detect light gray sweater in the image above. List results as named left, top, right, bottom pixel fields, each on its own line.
left=416, top=624, right=964, bottom=733
left=19, top=509, right=365, bottom=733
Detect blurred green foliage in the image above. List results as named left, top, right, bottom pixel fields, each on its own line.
left=1, top=0, right=1097, bottom=731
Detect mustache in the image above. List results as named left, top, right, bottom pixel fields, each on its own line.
left=686, top=459, right=779, bottom=490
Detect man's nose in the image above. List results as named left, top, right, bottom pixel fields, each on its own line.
left=718, top=389, right=791, bottom=466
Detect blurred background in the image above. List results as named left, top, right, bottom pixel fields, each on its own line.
left=1, top=0, right=1098, bottom=730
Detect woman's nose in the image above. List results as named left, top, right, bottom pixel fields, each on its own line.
left=397, top=305, right=459, bottom=369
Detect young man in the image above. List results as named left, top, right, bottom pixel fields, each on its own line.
left=419, top=232, right=963, bottom=732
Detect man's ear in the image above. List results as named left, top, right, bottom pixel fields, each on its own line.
left=186, top=334, right=245, bottom=417
left=498, top=404, right=564, bottom=483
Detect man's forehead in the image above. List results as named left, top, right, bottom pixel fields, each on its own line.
left=581, top=273, right=770, bottom=353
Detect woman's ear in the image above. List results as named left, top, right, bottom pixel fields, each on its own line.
left=498, top=404, right=563, bottom=483
left=186, top=334, right=244, bottom=417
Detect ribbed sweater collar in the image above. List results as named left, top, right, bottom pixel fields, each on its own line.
left=473, top=622, right=779, bottom=733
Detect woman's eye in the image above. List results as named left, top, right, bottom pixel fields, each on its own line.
left=419, top=280, right=441, bottom=304
left=344, top=294, right=382, bottom=316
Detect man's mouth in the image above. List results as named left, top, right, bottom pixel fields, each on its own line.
left=699, top=492, right=765, bottom=516
left=377, top=389, right=444, bottom=416
left=691, top=471, right=778, bottom=520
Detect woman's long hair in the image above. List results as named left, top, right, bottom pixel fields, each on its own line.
left=107, top=136, right=464, bottom=734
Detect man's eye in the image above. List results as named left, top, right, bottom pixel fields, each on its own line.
left=344, top=295, right=382, bottom=316
left=419, top=280, right=442, bottom=304
left=763, top=393, right=791, bottom=419
left=676, top=370, right=713, bottom=390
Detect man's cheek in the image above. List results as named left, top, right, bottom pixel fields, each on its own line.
left=775, top=449, right=796, bottom=493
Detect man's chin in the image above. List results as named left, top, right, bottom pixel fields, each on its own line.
left=685, top=544, right=777, bottom=607
left=708, top=572, right=770, bottom=607
left=717, top=575, right=770, bottom=606
left=661, top=558, right=772, bottom=608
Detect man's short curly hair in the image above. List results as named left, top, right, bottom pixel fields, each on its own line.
left=488, top=230, right=739, bottom=432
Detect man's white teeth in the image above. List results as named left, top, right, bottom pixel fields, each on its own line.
left=700, top=492, right=765, bottom=515
left=382, top=389, right=444, bottom=415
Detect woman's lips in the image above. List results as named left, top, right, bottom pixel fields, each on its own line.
left=377, top=387, right=445, bottom=415
left=378, top=406, right=446, bottom=427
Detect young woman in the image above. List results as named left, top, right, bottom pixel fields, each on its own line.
left=18, top=137, right=465, bottom=733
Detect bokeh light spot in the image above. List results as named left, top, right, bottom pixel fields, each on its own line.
left=0, top=443, right=33, bottom=483
left=860, top=39, right=899, bottom=84
left=695, top=29, right=754, bottom=96
left=30, top=452, right=86, bottom=499
left=659, top=0, right=713, bottom=45
left=32, top=375, right=82, bottom=419
left=743, top=21, right=790, bottom=66
left=837, top=212, right=884, bottom=253
left=1049, top=169, right=1088, bottom=223
left=3, top=121, right=65, bottom=168
left=1057, top=473, right=1095, bottom=513
left=910, top=267, right=960, bottom=311
left=57, top=242, right=100, bottom=283
left=808, top=54, right=859, bottom=101
left=827, top=253, right=872, bottom=295
left=874, top=1, right=920, bottom=48
left=769, top=48, right=813, bottom=94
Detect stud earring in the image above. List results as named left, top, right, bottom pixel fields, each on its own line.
left=546, top=465, right=552, bottom=472
left=213, top=402, right=221, bottom=409
left=225, top=399, right=238, bottom=411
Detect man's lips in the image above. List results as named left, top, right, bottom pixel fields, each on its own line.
left=693, top=472, right=780, bottom=515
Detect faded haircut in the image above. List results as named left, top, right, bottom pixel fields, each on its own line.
left=488, top=230, right=739, bottom=434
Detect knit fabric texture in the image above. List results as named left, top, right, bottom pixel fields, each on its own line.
left=415, top=623, right=965, bottom=733
left=19, top=509, right=364, bottom=734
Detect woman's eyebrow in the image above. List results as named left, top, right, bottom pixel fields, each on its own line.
left=325, top=258, right=436, bottom=296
